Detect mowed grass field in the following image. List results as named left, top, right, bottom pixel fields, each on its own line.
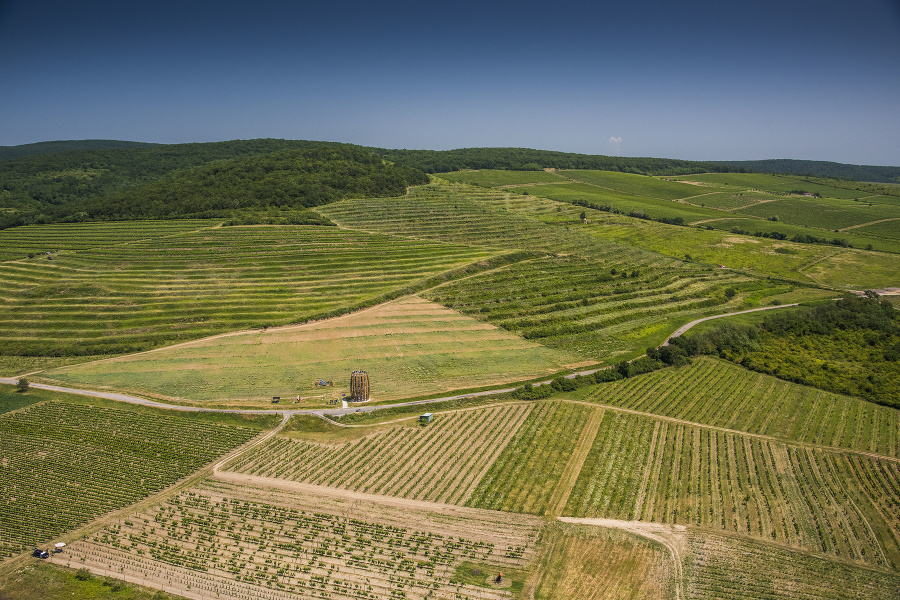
left=42, top=296, right=571, bottom=406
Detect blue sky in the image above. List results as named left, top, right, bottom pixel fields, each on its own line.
left=1, top=0, right=899, bottom=164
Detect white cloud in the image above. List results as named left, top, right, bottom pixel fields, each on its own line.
left=608, top=136, right=622, bottom=155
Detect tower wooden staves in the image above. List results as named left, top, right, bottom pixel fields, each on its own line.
left=349, top=370, right=370, bottom=402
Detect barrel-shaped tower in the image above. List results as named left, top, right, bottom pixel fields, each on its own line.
left=349, top=370, right=370, bottom=402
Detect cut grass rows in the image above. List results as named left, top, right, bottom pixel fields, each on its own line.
left=318, top=184, right=652, bottom=259
left=684, top=530, right=900, bottom=600
left=587, top=357, right=900, bottom=457
left=0, top=220, right=221, bottom=261
left=0, top=226, right=495, bottom=355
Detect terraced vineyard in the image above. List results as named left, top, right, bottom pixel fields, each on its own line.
left=0, top=219, right=220, bottom=261
left=321, top=184, right=758, bottom=361
left=0, top=224, right=495, bottom=356
left=64, top=480, right=542, bottom=600
left=222, top=404, right=532, bottom=504
left=0, top=401, right=260, bottom=557
left=563, top=409, right=900, bottom=569
left=424, top=254, right=749, bottom=361
left=318, top=183, right=653, bottom=258
left=586, top=357, right=900, bottom=457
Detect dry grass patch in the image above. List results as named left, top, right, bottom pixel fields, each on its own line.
left=531, top=522, right=675, bottom=600
left=43, top=296, right=570, bottom=406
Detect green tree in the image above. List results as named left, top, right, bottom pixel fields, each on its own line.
left=15, top=377, right=29, bottom=392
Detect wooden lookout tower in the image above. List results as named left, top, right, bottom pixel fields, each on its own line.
left=349, top=370, right=370, bottom=402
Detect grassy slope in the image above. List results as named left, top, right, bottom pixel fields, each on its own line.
left=319, top=184, right=806, bottom=364
left=44, top=296, right=570, bottom=406
left=0, top=562, right=186, bottom=600
left=0, top=222, right=497, bottom=362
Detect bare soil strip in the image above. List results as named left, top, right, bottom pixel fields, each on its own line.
left=545, top=408, right=604, bottom=517
left=211, top=469, right=541, bottom=546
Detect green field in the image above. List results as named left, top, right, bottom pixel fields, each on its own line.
left=43, top=296, right=570, bottom=406
left=669, top=172, right=866, bottom=199
left=435, top=170, right=900, bottom=283
left=684, top=530, right=900, bottom=599
left=560, top=169, right=711, bottom=200
left=563, top=408, right=900, bottom=569
left=224, top=403, right=533, bottom=503
left=465, top=401, right=594, bottom=514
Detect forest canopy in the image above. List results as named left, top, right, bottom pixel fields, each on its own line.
left=0, top=144, right=428, bottom=226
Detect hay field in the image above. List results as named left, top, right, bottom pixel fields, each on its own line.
left=44, top=296, right=571, bottom=406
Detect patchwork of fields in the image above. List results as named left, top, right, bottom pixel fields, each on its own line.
left=320, top=185, right=778, bottom=362
left=214, top=394, right=900, bottom=572
left=3, top=173, right=900, bottom=599
left=437, top=169, right=900, bottom=273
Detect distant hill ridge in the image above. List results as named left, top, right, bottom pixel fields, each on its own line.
left=0, top=139, right=158, bottom=160
left=2, top=138, right=897, bottom=182
left=721, top=159, right=900, bottom=184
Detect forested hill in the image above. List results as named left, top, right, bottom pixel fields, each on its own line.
left=379, top=147, right=746, bottom=176
left=380, top=147, right=900, bottom=181
left=720, top=159, right=900, bottom=183
left=3, top=137, right=897, bottom=228
left=0, top=139, right=159, bottom=161
left=0, top=143, right=428, bottom=227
